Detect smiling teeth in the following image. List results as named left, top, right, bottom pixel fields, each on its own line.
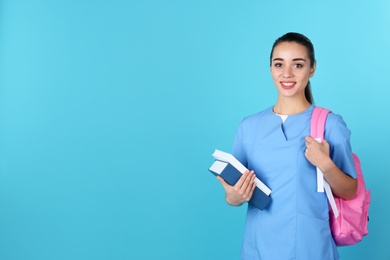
left=283, top=83, right=294, bottom=86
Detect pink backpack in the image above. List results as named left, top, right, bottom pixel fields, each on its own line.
left=311, top=107, right=370, bottom=246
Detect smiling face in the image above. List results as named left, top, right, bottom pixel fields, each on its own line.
left=270, top=41, right=316, bottom=102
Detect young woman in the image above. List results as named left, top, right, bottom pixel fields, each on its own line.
left=217, top=32, right=358, bottom=260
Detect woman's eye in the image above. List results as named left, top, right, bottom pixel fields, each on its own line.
left=295, top=64, right=303, bottom=68
left=274, top=63, right=282, bottom=68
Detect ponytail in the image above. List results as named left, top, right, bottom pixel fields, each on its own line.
left=305, top=81, right=314, bottom=105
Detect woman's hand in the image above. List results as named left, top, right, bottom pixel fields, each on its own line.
left=305, top=136, right=357, bottom=199
left=304, top=136, right=332, bottom=171
left=216, top=170, right=256, bottom=206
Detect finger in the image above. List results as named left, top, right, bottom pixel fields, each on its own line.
left=241, top=171, right=255, bottom=190
left=306, top=136, right=314, bottom=142
left=244, top=173, right=256, bottom=195
left=248, top=181, right=256, bottom=198
left=307, top=136, right=321, bottom=148
left=305, top=148, right=311, bottom=160
left=323, top=139, right=329, bottom=147
left=305, top=136, right=312, bottom=147
left=322, top=139, right=330, bottom=154
left=243, top=177, right=256, bottom=202
left=235, top=170, right=250, bottom=188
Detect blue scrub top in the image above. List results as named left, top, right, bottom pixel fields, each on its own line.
left=232, top=105, right=356, bottom=260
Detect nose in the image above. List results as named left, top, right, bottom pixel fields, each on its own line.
left=282, top=67, right=293, bottom=78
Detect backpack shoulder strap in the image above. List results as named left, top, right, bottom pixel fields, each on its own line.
left=311, top=106, right=339, bottom=217
left=311, top=106, right=331, bottom=141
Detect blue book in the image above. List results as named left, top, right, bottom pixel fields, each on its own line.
left=209, top=150, right=272, bottom=210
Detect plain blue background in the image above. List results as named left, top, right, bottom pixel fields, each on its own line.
left=0, top=1, right=388, bottom=259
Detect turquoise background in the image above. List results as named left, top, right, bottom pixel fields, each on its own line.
left=0, top=1, right=388, bottom=259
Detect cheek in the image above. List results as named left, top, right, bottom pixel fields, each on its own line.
left=270, top=69, right=280, bottom=79
left=272, top=75, right=280, bottom=85
left=298, top=71, right=312, bottom=81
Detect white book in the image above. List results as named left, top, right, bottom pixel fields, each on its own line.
left=211, top=149, right=272, bottom=196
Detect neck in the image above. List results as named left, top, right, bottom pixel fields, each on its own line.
left=273, top=98, right=311, bottom=115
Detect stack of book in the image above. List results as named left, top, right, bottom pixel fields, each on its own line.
left=209, top=149, right=271, bottom=210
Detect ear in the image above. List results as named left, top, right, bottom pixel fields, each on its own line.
left=309, top=62, right=316, bottom=78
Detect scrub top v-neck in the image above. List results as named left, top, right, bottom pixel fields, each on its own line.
left=232, top=105, right=356, bottom=260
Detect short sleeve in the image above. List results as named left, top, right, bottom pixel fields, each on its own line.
left=324, top=114, right=357, bottom=179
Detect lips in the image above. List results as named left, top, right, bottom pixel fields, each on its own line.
left=280, top=81, right=296, bottom=90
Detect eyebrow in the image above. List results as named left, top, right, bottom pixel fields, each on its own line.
left=272, top=58, right=307, bottom=62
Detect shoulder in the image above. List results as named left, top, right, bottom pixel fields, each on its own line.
left=324, top=110, right=351, bottom=143
left=240, top=106, right=274, bottom=128
left=325, top=112, right=346, bottom=128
